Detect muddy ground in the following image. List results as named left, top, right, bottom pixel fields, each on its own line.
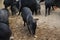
left=0, top=0, right=60, bottom=40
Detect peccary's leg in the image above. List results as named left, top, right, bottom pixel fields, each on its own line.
left=48, top=6, right=51, bottom=15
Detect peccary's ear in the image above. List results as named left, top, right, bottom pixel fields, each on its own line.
left=33, top=18, right=39, bottom=27
left=34, top=18, right=39, bottom=23
left=34, top=18, right=39, bottom=21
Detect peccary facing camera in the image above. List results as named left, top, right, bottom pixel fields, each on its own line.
left=10, top=1, right=19, bottom=15
left=21, top=7, right=38, bottom=36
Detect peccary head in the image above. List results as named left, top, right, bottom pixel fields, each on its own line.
left=10, top=1, right=19, bottom=15
left=28, top=18, right=39, bottom=35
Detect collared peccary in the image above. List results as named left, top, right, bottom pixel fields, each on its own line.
left=10, top=1, right=19, bottom=15
left=0, top=8, right=9, bottom=25
left=34, top=0, right=41, bottom=15
left=10, top=0, right=22, bottom=15
left=45, top=0, right=55, bottom=16
left=3, top=0, right=12, bottom=9
left=0, top=22, right=12, bottom=40
left=21, top=7, right=38, bottom=36
left=3, top=0, right=16, bottom=9
left=54, top=0, right=60, bottom=7
left=18, top=0, right=41, bottom=15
